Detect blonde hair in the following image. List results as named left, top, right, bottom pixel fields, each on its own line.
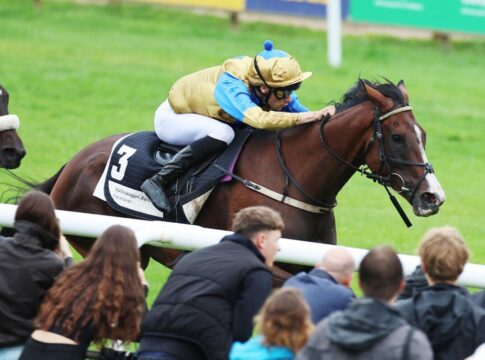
left=254, top=288, right=313, bottom=353
left=419, top=226, right=469, bottom=282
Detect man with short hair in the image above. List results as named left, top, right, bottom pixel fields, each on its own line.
left=396, top=226, right=485, bottom=360
left=138, top=206, right=283, bottom=360
left=297, top=245, right=432, bottom=360
left=283, top=247, right=356, bottom=323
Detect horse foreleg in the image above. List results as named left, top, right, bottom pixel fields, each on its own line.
left=314, top=212, right=337, bottom=245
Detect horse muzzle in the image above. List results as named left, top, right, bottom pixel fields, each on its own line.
left=1, top=146, right=26, bottom=169
left=412, top=189, right=446, bottom=217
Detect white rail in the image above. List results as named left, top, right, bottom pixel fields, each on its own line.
left=1, top=203, right=484, bottom=288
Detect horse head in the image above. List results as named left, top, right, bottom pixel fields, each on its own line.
left=0, top=84, right=26, bottom=169
left=359, top=79, right=445, bottom=217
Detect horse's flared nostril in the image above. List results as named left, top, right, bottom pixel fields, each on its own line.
left=3, top=147, right=25, bottom=160
left=421, top=192, right=439, bottom=205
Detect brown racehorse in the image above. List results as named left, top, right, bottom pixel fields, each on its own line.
left=36, top=79, right=445, bottom=279
left=0, top=84, right=26, bottom=169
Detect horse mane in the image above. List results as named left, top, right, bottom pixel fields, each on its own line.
left=334, top=78, right=406, bottom=114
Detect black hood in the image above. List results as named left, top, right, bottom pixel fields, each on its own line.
left=326, top=298, right=405, bottom=351
left=14, top=220, right=58, bottom=250
left=407, top=284, right=471, bottom=349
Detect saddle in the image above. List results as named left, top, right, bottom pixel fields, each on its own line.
left=93, top=129, right=253, bottom=223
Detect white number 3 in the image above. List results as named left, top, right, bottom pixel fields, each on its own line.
left=111, top=145, right=136, bottom=180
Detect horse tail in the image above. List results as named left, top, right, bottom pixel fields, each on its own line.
left=34, top=164, right=66, bottom=194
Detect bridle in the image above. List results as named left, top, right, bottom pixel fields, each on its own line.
left=0, top=88, right=20, bottom=133
left=275, top=104, right=435, bottom=226
left=318, top=104, right=435, bottom=226
left=320, top=105, right=434, bottom=199
left=0, top=114, right=20, bottom=132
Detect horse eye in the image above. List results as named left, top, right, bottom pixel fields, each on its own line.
left=392, top=134, right=404, bottom=143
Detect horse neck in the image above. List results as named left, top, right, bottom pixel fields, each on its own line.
left=281, top=102, right=375, bottom=201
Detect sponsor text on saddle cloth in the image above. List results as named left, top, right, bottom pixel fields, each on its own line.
left=93, top=130, right=252, bottom=223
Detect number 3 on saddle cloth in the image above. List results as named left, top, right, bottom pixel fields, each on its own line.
left=93, top=128, right=253, bottom=224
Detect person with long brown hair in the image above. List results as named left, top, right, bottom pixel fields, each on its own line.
left=230, top=288, right=313, bottom=360
left=19, top=225, right=147, bottom=360
left=0, top=190, right=71, bottom=360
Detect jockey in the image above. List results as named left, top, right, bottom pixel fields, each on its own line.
left=141, top=40, right=335, bottom=213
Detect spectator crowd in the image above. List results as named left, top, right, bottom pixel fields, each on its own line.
left=1, top=191, right=485, bottom=360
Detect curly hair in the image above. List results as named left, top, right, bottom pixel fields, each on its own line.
left=255, top=288, right=313, bottom=353
left=36, top=225, right=145, bottom=343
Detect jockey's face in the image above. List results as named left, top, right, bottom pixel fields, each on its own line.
left=259, top=86, right=292, bottom=111
left=268, top=91, right=292, bottom=111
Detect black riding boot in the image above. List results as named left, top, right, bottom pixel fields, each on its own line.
left=141, top=136, right=228, bottom=213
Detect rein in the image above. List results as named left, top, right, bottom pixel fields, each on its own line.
left=319, top=104, right=434, bottom=227
left=213, top=104, right=433, bottom=221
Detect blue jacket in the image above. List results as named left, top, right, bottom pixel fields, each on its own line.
left=284, top=269, right=355, bottom=324
left=230, top=336, right=294, bottom=360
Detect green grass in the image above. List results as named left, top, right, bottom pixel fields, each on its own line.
left=1, top=0, right=484, bottom=303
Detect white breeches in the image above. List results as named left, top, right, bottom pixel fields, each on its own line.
left=153, top=100, right=235, bottom=146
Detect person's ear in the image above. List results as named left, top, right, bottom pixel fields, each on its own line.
left=398, top=279, right=406, bottom=294
left=254, top=232, right=266, bottom=250
left=342, top=273, right=353, bottom=287
left=260, top=86, right=270, bottom=95
left=421, top=261, right=427, bottom=274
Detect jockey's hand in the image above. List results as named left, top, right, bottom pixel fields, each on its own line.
left=320, top=105, right=336, bottom=118
left=299, top=105, right=335, bottom=124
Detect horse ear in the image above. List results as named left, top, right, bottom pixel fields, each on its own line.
left=361, top=81, right=393, bottom=112
left=397, top=80, right=409, bottom=103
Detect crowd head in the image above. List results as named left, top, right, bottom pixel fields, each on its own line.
left=36, top=225, right=145, bottom=343
left=232, top=206, right=284, bottom=267
left=419, top=226, right=469, bottom=283
left=15, top=190, right=60, bottom=250
left=255, top=288, right=313, bottom=353
left=359, top=245, right=404, bottom=302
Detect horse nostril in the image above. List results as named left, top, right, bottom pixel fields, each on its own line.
left=421, top=192, right=438, bottom=205
left=3, top=147, right=25, bottom=160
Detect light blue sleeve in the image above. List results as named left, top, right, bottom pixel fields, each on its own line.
left=284, top=92, right=309, bottom=113
left=214, top=72, right=258, bottom=123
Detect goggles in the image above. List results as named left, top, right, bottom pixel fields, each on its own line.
left=272, top=82, right=301, bottom=100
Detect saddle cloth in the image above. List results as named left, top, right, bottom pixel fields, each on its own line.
left=93, top=129, right=252, bottom=223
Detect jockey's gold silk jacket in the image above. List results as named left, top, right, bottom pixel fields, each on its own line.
left=167, top=56, right=309, bottom=130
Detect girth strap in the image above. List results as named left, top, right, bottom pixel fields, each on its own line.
left=213, top=164, right=334, bottom=214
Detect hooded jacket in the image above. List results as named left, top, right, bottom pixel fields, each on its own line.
left=0, top=221, right=64, bottom=346
left=398, top=265, right=428, bottom=301
left=230, top=336, right=294, bottom=360
left=396, top=284, right=485, bottom=360
left=297, top=298, right=432, bottom=360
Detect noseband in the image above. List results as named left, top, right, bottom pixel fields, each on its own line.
left=0, top=114, right=20, bottom=132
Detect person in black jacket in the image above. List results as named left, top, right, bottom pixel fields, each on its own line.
left=396, top=226, right=485, bottom=360
left=138, top=206, right=284, bottom=360
left=0, top=190, right=72, bottom=360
